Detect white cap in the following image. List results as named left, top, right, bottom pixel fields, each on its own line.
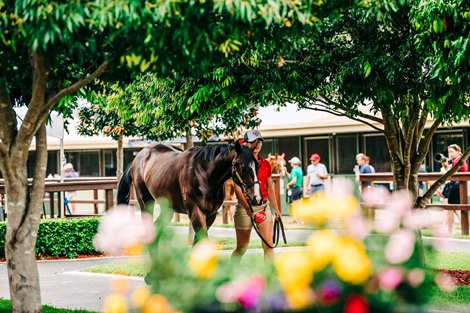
left=64, top=163, right=74, bottom=170
left=288, top=157, right=301, bottom=165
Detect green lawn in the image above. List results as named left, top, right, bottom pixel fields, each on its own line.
left=428, top=286, right=470, bottom=310
left=0, top=299, right=96, bottom=313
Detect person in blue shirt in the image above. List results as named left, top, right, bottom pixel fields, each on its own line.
left=355, top=153, right=373, bottom=188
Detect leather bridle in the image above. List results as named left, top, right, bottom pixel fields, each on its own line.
left=231, top=158, right=287, bottom=248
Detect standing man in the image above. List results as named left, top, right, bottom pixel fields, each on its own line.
left=355, top=153, right=373, bottom=181
left=306, top=153, right=329, bottom=196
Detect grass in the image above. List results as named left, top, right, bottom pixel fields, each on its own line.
left=425, top=251, right=470, bottom=270
left=0, top=299, right=96, bottom=313
left=428, top=286, right=470, bottom=309
left=421, top=228, right=470, bottom=240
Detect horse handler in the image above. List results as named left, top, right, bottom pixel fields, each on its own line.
left=231, top=130, right=282, bottom=262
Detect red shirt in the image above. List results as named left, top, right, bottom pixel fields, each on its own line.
left=452, top=156, right=469, bottom=172
left=257, top=156, right=272, bottom=200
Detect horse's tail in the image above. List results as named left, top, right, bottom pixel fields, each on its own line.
left=117, top=166, right=132, bottom=205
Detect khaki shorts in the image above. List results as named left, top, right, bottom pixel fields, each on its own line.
left=234, top=204, right=273, bottom=230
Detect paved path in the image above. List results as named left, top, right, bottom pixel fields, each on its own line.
left=0, top=226, right=469, bottom=312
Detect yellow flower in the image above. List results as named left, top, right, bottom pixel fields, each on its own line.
left=142, top=294, right=170, bottom=313
left=131, top=286, right=150, bottom=309
left=332, top=237, right=372, bottom=285
left=124, top=242, right=144, bottom=256
left=292, top=193, right=360, bottom=223
left=103, top=293, right=128, bottom=313
left=188, top=239, right=218, bottom=279
left=292, top=194, right=328, bottom=225
left=306, top=230, right=340, bottom=271
left=275, top=251, right=314, bottom=291
left=328, top=195, right=360, bottom=219
left=285, top=286, right=315, bottom=310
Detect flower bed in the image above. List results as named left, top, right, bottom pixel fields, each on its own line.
left=95, top=180, right=458, bottom=313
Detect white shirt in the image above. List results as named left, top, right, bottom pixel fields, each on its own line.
left=307, top=163, right=328, bottom=185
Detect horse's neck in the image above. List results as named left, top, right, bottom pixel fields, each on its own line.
left=209, top=159, right=233, bottom=187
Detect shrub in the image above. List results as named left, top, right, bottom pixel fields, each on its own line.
left=0, top=218, right=101, bottom=259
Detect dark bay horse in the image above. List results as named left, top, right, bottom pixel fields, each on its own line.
left=117, top=141, right=255, bottom=243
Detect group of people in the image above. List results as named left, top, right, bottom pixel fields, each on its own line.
left=231, top=129, right=469, bottom=262
left=285, top=153, right=329, bottom=200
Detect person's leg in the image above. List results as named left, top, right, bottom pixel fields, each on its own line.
left=232, top=229, right=251, bottom=262
left=447, top=210, right=454, bottom=234
left=291, top=188, right=303, bottom=224
left=258, top=220, right=274, bottom=262
left=232, top=204, right=252, bottom=262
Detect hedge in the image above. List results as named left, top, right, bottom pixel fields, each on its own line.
left=0, top=218, right=101, bottom=259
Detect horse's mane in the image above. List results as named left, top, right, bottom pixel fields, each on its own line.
left=241, top=145, right=256, bottom=170
left=191, top=144, right=234, bottom=163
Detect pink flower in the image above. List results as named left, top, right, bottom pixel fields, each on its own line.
left=361, top=186, right=391, bottom=205
left=403, top=209, right=431, bottom=230
left=346, top=215, right=370, bottom=240
left=385, top=230, right=415, bottom=264
left=407, top=269, right=425, bottom=287
left=428, top=225, right=450, bottom=250
left=93, top=205, right=155, bottom=256
left=375, top=209, right=400, bottom=234
left=435, top=272, right=456, bottom=293
left=216, top=275, right=266, bottom=308
left=328, top=178, right=355, bottom=198
left=385, top=190, right=413, bottom=218
left=318, top=280, right=341, bottom=305
left=378, top=267, right=403, bottom=290
left=237, top=275, right=266, bottom=308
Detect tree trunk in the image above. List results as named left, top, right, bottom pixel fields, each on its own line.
left=5, top=126, right=47, bottom=312
left=185, top=128, right=193, bottom=150
left=116, top=135, right=123, bottom=181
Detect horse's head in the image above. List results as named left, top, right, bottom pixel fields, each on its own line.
left=232, top=143, right=261, bottom=205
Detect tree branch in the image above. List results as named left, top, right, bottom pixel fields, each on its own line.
left=305, top=97, right=384, bottom=132
left=318, top=95, right=384, bottom=124
left=45, top=60, right=109, bottom=111
left=0, top=86, right=18, bottom=147
left=418, top=118, right=441, bottom=157
left=14, top=50, right=49, bottom=163
left=0, top=142, right=15, bottom=182
left=30, top=125, right=48, bottom=218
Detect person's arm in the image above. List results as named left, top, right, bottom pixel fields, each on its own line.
left=305, top=173, right=311, bottom=194
left=286, top=176, right=297, bottom=189
left=317, top=165, right=328, bottom=180
left=234, top=184, right=253, bottom=217
left=267, top=176, right=281, bottom=219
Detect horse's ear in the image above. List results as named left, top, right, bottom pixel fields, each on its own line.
left=235, top=140, right=242, bottom=154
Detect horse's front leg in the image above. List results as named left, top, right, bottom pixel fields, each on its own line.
left=188, top=206, right=208, bottom=244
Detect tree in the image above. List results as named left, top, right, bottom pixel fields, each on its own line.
left=0, top=1, right=349, bottom=310
left=77, top=73, right=261, bottom=180
left=218, top=0, right=470, bottom=206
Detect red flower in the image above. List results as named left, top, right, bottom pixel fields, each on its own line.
left=344, top=294, right=368, bottom=313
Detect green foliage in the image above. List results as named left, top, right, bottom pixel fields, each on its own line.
left=79, top=72, right=262, bottom=143
left=0, top=218, right=101, bottom=259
